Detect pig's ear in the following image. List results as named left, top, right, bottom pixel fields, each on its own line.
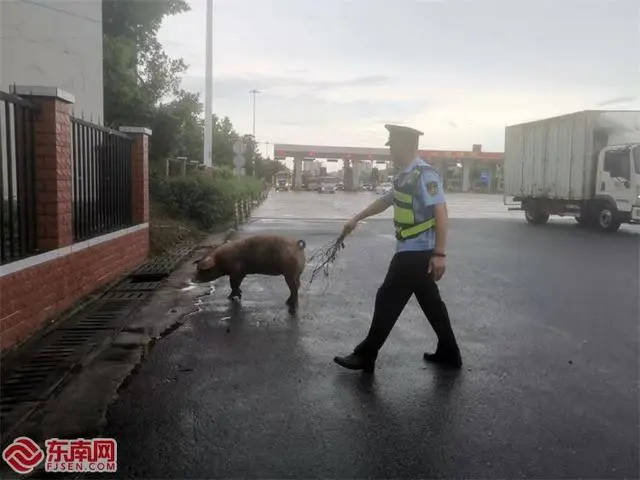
left=196, top=254, right=216, bottom=270
left=193, top=245, right=219, bottom=265
left=224, top=229, right=238, bottom=243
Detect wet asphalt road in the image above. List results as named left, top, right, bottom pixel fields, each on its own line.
left=104, top=192, right=639, bottom=479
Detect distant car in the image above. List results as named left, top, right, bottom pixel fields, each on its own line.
left=318, top=184, right=336, bottom=194
left=336, top=182, right=344, bottom=191
left=361, top=183, right=374, bottom=191
left=375, top=183, right=393, bottom=195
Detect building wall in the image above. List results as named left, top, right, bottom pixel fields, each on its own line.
left=0, top=0, right=104, bottom=119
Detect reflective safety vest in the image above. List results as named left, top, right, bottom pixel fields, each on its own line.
left=392, top=166, right=436, bottom=241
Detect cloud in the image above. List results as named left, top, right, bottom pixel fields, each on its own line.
left=156, top=0, right=640, bottom=154
left=180, top=73, right=392, bottom=100
left=596, top=95, right=640, bottom=107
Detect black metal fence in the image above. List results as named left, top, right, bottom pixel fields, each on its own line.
left=0, top=91, right=38, bottom=265
left=71, top=118, right=133, bottom=242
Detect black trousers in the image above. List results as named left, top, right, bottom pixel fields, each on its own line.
left=353, top=250, right=459, bottom=360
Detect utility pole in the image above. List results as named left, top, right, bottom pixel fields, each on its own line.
left=249, top=89, right=261, bottom=177
left=203, top=0, right=214, bottom=167
left=249, top=89, right=260, bottom=138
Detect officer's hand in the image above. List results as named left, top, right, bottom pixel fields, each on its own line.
left=429, top=256, right=446, bottom=281
left=340, top=218, right=358, bottom=240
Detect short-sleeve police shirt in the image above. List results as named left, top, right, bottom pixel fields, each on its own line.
left=383, top=157, right=445, bottom=252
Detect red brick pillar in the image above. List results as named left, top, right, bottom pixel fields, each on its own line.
left=13, top=86, right=75, bottom=251
left=119, top=127, right=152, bottom=224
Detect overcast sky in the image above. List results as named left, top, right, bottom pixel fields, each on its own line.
left=157, top=0, right=640, bottom=158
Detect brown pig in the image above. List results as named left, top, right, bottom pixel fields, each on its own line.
left=192, top=232, right=307, bottom=313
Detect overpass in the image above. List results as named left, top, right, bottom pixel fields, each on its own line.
left=273, top=143, right=504, bottom=192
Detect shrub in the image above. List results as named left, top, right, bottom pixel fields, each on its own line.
left=151, top=171, right=263, bottom=230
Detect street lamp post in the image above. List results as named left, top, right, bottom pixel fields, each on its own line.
left=249, top=89, right=260, bottom=138
left=203, top=0, right=214, bottom=167
left=249, top=89, right=261, bottom=177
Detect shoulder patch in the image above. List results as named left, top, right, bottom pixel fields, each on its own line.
left=415, top=164, right=434, bottom=173
left=426, top=181, right=439, bottom=196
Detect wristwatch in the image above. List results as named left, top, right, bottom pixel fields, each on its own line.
left=433, top=252, right=446, bottom=258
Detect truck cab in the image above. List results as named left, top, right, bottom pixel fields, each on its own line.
left=593, top=144, right=640, bottom=228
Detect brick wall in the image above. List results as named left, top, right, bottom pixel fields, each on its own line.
left=0, top=87, right=151, bottom=353
left=0, top=228, right=148, bottom=351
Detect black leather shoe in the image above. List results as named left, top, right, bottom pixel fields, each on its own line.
left=334, top=353, right=375, bottom=373
left=423, top=349, right=462, bottom=369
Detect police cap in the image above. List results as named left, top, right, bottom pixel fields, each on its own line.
left=384, top=124, right=424, bottom=146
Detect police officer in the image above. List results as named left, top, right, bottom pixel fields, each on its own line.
left=334, top=124, right=462, bottom=373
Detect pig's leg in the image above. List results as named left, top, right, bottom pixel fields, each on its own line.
left=228, top=274, right=244, bottom=300
left=284, top=272, right=300, bottom=313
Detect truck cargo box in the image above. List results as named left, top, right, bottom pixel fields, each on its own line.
left=504, top=110, right=640, bottom=200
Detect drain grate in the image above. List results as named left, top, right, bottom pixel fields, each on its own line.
left=1, top=244, right=186, bottom=434
left=92, top=299, right=133, bottom=312
left=129, top=242, right=195, bottom=281
left=0, top=332, right=84, bottom=412
left=102, top=291, right=150, bottom=300
left=132, top=258, right=174, bottom=273
left=0, top=297, right=144, bottom=431
left=111, top=279, right=164, bottom=292
left=58, top=298, right=138, bottom=331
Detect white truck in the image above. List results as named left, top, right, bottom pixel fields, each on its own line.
left=503, top=110, right=640, bottom=232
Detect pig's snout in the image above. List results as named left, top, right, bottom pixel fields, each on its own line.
left=193, top=267, right=222, bottom=284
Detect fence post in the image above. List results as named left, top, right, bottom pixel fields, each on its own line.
left=12, top=86, right=74, bottom=251
left=119, top=127, right=152, bottom=225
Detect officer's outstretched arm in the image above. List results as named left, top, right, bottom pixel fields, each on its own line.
left=352, top=196, right=392, bottom=223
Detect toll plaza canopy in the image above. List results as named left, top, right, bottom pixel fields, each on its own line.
left=274, top=143, right=504, bottom=193
left=273, top=143, right=504, bottom=164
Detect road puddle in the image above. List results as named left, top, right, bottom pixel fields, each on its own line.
left=177, top=277, right=301, bottom=332
left=178, top=280, right=218, bottom=319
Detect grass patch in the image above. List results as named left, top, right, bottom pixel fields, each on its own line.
left=148, top=170, right=266, bottom=257
left=149, top=201, right=207, bottom=257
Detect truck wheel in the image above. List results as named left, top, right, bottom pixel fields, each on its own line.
left=524, top=203, right=549, bottom=225
left=596, top=207, right=621, bottom=232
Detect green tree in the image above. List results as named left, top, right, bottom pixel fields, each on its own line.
left=102, top=0, right=190, bottom=128
left=255, top=158, right=286, bottom=180
left=210, top=115, right=239, bottom=168
left=148, top=90, right=203, bottom=163
left=102, top=0, right=189, bottom=46
left=103, top=0, right=277, bottom=183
